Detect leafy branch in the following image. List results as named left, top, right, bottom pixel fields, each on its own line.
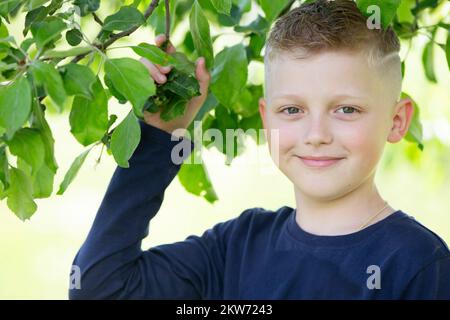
left=0, top=0, right=448, bottom=221
left=72, top=0, right=161, bottom=63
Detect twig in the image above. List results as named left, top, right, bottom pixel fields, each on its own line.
left=94, top=142, right=105, bottom=170
left=165, top=0, right=170, bottom=41
left=71, top=0, right=160, bottom=63
left=92, top=12, right=104, bottom=26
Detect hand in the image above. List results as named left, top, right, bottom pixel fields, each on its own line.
left=140, top=34, right=211, bottom=139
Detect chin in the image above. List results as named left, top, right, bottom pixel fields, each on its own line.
left=293, top=179, right=350, bottom=201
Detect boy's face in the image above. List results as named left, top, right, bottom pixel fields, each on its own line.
left=259, top=50, right=413, bottom=201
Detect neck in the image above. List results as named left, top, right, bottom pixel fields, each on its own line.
left=294, top=175, right=396, bottom=236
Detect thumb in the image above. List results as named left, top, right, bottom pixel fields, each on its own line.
left=195, top=57, right=210, bottom=86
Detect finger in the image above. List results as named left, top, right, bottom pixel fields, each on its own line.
left=155, top=34, right=176, bottom=54
left=155, top=34, right=166, bottom=47
left=195, top=57, right=210, bottom=94
left=140, top=58, right=167, bottom=84
left=156, top=64, right=172, bottom=74
left=165, top=41, right=176, bottom=54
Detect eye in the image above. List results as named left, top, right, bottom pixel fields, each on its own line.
left=281, top=105, right=303, bottom=115
left=336, top=106, right=361, bottom=114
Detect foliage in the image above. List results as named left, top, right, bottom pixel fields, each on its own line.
left=0, top=0, right=448, bottom=220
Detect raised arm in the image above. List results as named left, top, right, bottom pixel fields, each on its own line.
left=69, top=34, right=218, bottom=299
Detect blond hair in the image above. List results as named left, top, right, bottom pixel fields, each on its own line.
left=264, top=0, right=402, bottom=100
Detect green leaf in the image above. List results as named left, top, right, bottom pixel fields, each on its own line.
left=210, top=0, right=232, bottom=15
left=31, top=61, right=67, bottom=110
left=69, top=78, right=109, bottom=146
left=104, top=58, right=155, bottom=118
left=20, top=38, right=35, bottom=53
left=66, top=28, right=83, bottom=46
left=132, top=43, right=177, bottom=66
left=257, top=0, right=291, bottom=23
left=234, top=15, right=269, bottom=35
left=214, top=104, right=243, bottom=164
left=110, top=111, right=140, bottom=168
left=42, top=46, right=92, bottom=58
left=0, top=0, right=21, bottom=22
left=103, top=6, right=145, bottom=31
left=422, top=41, right=437, bottom=83
left=30, top=101, right=58, bottom=173
left=210, top=44, right=248, bottom=109
left=24, top=5, right=51, bottom=36
left=74, top=0, right=100, bottom=16
left=411, top=0, right=438, bottom=15
left=0, top=179, right=5, bottom=200
left=246, top=33, right=265, bottom=61
left=189, top=0, right=214, bottom=69
left=47, top=0, right=65, bottom=15
left=356, top=0, right=401, bottom=29
left=217, top=2, right=248, bottom=27
left=6, top=127, right=45, bottom=175
left=30, top=16, right=66, bottom=49
left=104, top=73, right=127, bottom=104
left=192, top=92, right=219, bottom=124
left=0, top=20, right=8, bottom=38
left=239, top=112, right=264, bottom=145
left=6, top=167, right=37, bottom=221
left=402, top=92, right=423, bottom=151
left=401, top=60, right=405, bottom=79
left=163, top=71, right=200, bottom=100
left=0, top=76, right=32, bottom=135
left=26, top=0, right=51, bottom=11
left=57, top=148, right=91, bottom=195
left=446, top=32, right=450, bottom=71
left=17, top=157, right=54, bottom=199
left=160, top=99, right=187, bottom=122
left=32, top=163, right=54, bottom=198
left=59, top=63, right=96, bottom=99
left=396, top=0, right=415, bottom=23
left=178, top=151, right=218, bottom=203
left=169, top=52, right=196, bottom=75
left=0, top=146, right=9, bottom=190
left=231, top=85, right=262, bottom=117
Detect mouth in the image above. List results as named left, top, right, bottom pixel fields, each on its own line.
left=296, top=156, right=345, bottom=168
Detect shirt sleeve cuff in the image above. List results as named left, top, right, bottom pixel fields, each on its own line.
left=138, top=119, right=195, bottom=162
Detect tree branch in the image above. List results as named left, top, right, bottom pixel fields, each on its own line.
left=71, top=0, right=160, bottom=63
left=165, top=0, right=170, bottom=41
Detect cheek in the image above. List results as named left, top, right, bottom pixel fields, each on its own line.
left=265, top=117, right=298, bottom=155
left=337, top=119, right=386, bottom=167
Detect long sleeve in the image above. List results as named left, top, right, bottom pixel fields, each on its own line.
left=400, top=255, right=450, bottom=299
left=68, top=119, right=231, bottom=300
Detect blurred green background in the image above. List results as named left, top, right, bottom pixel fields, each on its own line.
left=1, top=1, right=450, bottom=299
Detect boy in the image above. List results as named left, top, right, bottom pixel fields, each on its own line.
left=69, top=0, right=450, bottom=299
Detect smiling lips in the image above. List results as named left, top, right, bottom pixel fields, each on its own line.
left=297, top=156, right=345, bottom=168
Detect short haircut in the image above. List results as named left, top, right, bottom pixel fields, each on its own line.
left=264, top=0, right=402, bottom=101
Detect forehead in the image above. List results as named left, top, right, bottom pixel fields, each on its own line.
left=265, top=50, right=379, bottom=101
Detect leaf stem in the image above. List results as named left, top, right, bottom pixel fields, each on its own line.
left=94, top=142, right=105, bottom=169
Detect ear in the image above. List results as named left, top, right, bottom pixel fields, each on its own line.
left=259, top=97, right=266, bottom=130
left=387, top=98, right=414, bottom=143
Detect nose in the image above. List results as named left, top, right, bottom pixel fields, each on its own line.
left=303, top=113, right=333, bottom=147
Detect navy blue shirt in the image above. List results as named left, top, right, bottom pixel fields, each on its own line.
left=69, top=119, right=450, bottom=299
